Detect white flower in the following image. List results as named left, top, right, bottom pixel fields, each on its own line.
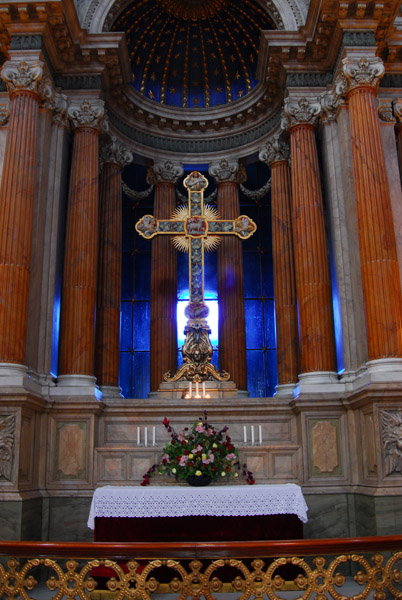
left=221, top=471, right=226, bottom=477
left=172, top=468, right=177, bottom=474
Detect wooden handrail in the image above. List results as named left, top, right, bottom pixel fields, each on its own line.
left=0, top=535, right=402, bottom=559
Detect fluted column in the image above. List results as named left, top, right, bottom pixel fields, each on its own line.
left=58, top=99, right=105, bottom=393
left=147, top=160, right=183, bottom=392
left=259, top=137, right=300, bottom=392
left=282, top=97, right=337, bottom=377
left=96, top=138, right=132, bottom=398
left=0, top=60, right=44, bottom=376
left=209, top=159, right=247, bottom=391
left=342, top=57, right=402, bottom=360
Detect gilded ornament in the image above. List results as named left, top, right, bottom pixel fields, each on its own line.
left=208, top=159, right=246, bottom=184
left=67, top=98, right=105, bottom=130
left=342, top=56, right=385, bottom=91
left=100, top=137, right=133, bottom=168
left=0, top=414, right=14, bottom=480
left=259, top=135, right=289, bottom=165
left=380, top=410, right=402, bottom=475
left=281, top=96, right=321, bottom=130
left=147, top=160, right=184, bottom=185
left=1, top=60, right=43, bottom=94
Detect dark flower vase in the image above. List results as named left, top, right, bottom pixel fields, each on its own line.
left=186, top=474, right=212, bottom=487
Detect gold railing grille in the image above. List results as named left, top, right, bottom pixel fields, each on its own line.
left=1, top=552, right=402, bottom=600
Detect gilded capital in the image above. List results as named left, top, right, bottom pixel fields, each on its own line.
left=100, top=137, right=133, bottom=169
left=259, top=135, right=289, bottom=165
left=281, top=96, right=321, bottom=131
left=1, top=60, right=44, bottom=96
left=393, top=100, right=402, bottom=124
left=208, top=159, right=246, bottom=184
left=67, top=99, right=105, bottom=130
left=342, top=57, right=385, bottom=92
left=147, top=160, right=183, bottom=185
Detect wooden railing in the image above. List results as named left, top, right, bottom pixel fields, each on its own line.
left=1, top=536, right=402, bottom=599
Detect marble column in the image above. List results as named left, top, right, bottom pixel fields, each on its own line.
left=58, top=99, right=105, bottom=397
left=259, top=137, right=300, bottom=393
left=282, top=97, right=337, bottom=382
left=0, top=60, right=44, bottom=382
left=342, top=57, right=402, bottom=362
left=95, top=138, right=132, bottom=398
left=147, top=160, right=183, bottom=392
left=209, top=159, right=248, bottom=392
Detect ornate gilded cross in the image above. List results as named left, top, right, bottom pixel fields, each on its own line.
left=135, top=171, right=256, bottom=383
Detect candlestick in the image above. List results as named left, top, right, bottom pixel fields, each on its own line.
left=189, top=382, right=192, bottom=397
left=251, top=425, right=255, bottom=445
left=196, top=381, right=200, bottom=398
left=243, top=425, right=247, bottom=443
left=144, top=426, right=148, bottom=447
left=152, top=426, right=156, bottom=446
left=259, top=425, right=262, bottom=445
left=202, top=382, right=206, bottom=397
left=137, top=426, right=140, bottom=446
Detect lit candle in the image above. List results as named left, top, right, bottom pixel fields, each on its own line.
left=196, top=381, right=199, bottom=397
left=251, top=425, right=255, bottom=445
left=202, top=382, right=206, bottom=397
left=137, top=426, right=140, bottom=446
left=189, top=382, right=192, bottom=397
left=144, top=427, right=148, bottom=447
left=243, top=426, right=247, bottom=443
left=153, top=426, right=156, bottom=446
left=259, top=425, right=262, bottom=445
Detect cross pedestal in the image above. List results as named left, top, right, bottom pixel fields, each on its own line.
left=135, top=171, right=256, bottom=389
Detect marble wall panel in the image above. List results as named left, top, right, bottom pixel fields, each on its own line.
left=374, top=495, right=402, bottom=535
left=303, top=493, right=350, bottom=539
left=48, top=496, right=93, bottom=542
left=128, top=453, right=159, bottom=481
left=271, top=449, right=299, bottom=479
left=48, top=415, right=95, bottom=487
left=361, top=411, right=377, bottom=479
left=241, top=450, right=267, bottom=479
left=304, top=415, right=349, bottom=484
left=19, top=413, right=34, bottom=485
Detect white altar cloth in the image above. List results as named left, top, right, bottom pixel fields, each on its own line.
left=87, top=483, right=308, bottom=529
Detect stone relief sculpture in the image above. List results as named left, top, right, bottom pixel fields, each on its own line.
left=0, top=414, right=14, bottom=481
left=380, top=410, right=402, bottom=475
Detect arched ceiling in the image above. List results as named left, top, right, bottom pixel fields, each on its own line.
left=111, top=0, right=275, bottom=108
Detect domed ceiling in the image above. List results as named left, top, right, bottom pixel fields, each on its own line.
left=111, top=0, right=275, bottom=109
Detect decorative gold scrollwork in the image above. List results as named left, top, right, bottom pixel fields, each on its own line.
left=0, top=551, right=401, bottom=600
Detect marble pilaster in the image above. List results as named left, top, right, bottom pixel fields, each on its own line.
left=259, top=137, right=300, bottom=393
left=57, top=98, right=105, bottom=398
left=208, top=159, right=248, bottom=391
left=147, top=160, right=183, bottom=392
left=282, top=97, right=337, bottom=381
left=342, top=57, right=402, bottom=361
left=95, top=138, right=132, bottom=398
left=0, top=60, right=44, bottom=382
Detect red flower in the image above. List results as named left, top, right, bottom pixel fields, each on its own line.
left=184, top=450, right=189, bottom=455
left=141, top=477, right=150, bottom=486
left=248, top=478, right=255, bottom=485
left=211, top=466, right=216, bottom=472
left=227, top=444, right=233, bottom=451
left=226, top=466, right=231, bottom=472
left=182, top=440, right=186, bottom=445
left=189, top=461, right=194, bottom=467
left=163, top=417, right=170, bottom=426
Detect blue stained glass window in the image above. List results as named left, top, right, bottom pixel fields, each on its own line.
left=119, top=164, right=152, bottom=398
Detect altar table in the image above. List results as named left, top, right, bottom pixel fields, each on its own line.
left=88, top=483, right=308, bottom=542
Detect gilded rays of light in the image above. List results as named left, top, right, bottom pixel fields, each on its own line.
left=170, top=205, right=221, bottom=252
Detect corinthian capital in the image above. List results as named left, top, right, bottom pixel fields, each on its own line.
left=208, top=159, right=246, bottom=184
left=147, top=160, right=183, bottom=185
left=100, top=137, right=133, bottom=169
left=67, top=99, right=105, bottom=130
left=1, top=60, right=44, bottom=95
left=342, top=57, right=385, bottom=91
left=281, top=96, right=321, bottom=131
left=259, top=135, right=289, bottom=165
left=393, top=100, right=402, bottom=124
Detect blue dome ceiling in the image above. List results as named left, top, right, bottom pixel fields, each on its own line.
left=112, top=0, right=275, bottom=108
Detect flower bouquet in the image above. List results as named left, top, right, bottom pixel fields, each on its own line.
left=141, top=412, right=255, bottom=486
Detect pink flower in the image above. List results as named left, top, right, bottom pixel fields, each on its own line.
left=196, top=424, right=204, bottom=433
left=209, top=453, right=215, bottom=463
left=162, top=453, right=170, bottom=463
left=197, top=444, right=203, bottom=452
left=179, top=455, right=189, bottom=466
left=178, top=431, right=186, bottom=442
left=226, top=453, right=236, bottom=462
